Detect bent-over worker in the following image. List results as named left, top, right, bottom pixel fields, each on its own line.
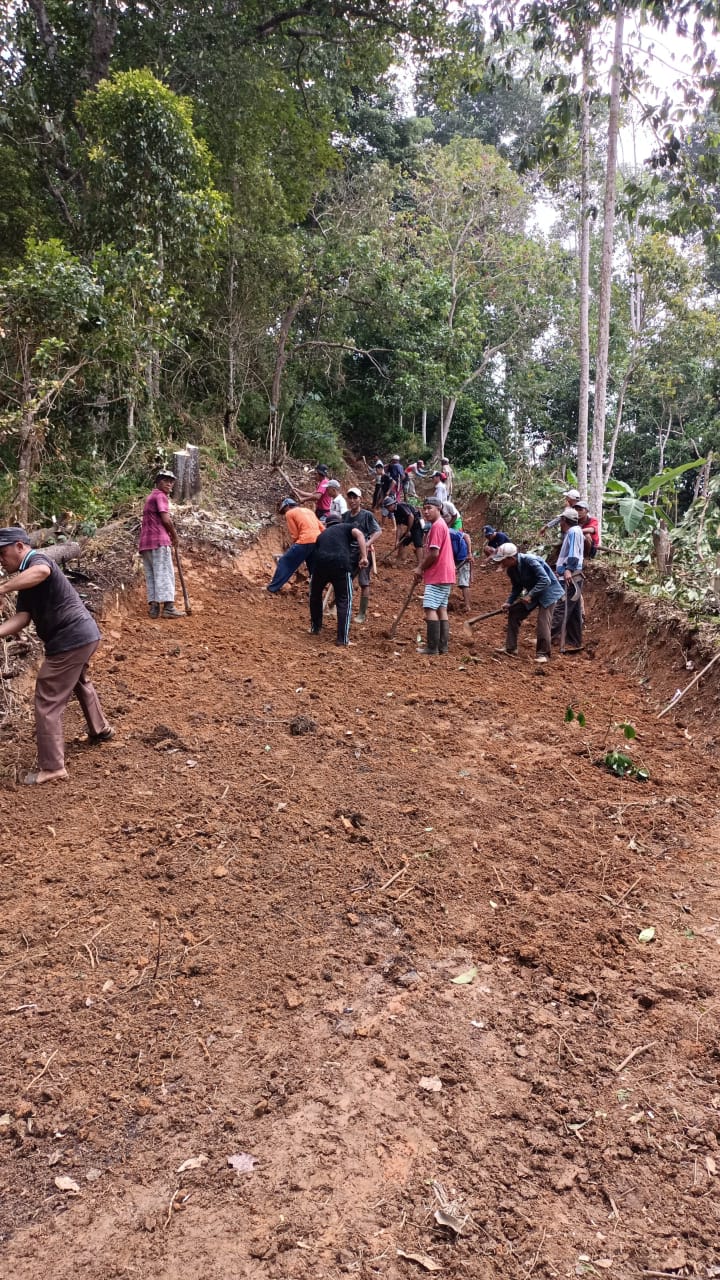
left=267, top=499, right=323, bottom=593
left=0, top=526, right=113, bottom=784
left=309, top=516, right=368, bottom=646
left=491, top=542, right=563, bottom=663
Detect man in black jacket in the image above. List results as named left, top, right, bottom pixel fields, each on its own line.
left=0, top=526, right=112, bottom=783
left=308, top=517, right=368, bottom=646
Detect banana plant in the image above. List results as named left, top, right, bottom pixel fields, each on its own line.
left=604, top=458, right=706, bottom=534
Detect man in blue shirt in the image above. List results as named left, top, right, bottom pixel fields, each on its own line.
left=552, top=507, right=585, bottom=651
left=491, top=542, right=563, bottom=663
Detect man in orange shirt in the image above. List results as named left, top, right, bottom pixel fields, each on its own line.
left=267, top=498, right=323, bottom=593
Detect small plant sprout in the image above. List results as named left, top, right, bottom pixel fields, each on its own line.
left=617, top=721, right=637, bottom=740
left=564, top=706, right=587, bottom=727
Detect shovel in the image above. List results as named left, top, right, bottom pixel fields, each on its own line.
left=174, top=545, right=192, bottom=615
left=384, top=581, right=418, bottom=640
left=461, top=607, right=505, bottom=638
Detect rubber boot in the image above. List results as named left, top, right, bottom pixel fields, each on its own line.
left=148, top=602, right=159, bottom=619
left=356, top=598, right=368, bottom=624
left=419, top=620, right=440, bottom=655
left=162, top=603, right=184, bottom=618
left=438, top=620, right=450, bottom=654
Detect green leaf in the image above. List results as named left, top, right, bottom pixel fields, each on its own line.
left=564, top=706, right=575, bottom=723
left=638, top=927, right=656, bottom=944
left=577, top=712, right=586, bottom=727
left=637, top=459, right=706, bottom=498
left=621, top=723, right=637, bottom=740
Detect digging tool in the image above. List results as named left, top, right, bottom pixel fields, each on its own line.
left=174, top=545, right=192, bottom=615
left=461, top=607, right=505, bottom=638
left=383, top=581, right=418, bottom=640
left=274, top=464, right=300, bottom=497
left=370, top=546, right=377, bottom=577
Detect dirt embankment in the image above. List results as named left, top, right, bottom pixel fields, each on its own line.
left=1, top=468, right=719, bottom=1280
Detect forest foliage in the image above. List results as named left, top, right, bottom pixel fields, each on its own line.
left=2, top=0, right=720, bottom=589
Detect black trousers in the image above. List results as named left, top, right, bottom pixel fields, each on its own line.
left=309, top=565, right=353, bottom=644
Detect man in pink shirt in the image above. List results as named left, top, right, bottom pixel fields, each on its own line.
left=413, top=496, right=455, bottom=655
left=138, top=470, right=184, bottom=619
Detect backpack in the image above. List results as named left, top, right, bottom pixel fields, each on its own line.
left=449, top=528, right=469, bottom=565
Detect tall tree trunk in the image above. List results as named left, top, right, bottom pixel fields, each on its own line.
left=589, top=7, right=624, bottom=527
left=268, top=296, right=306, bottom=463
left=421, top=406, right=427, bottom=445
left=16, top=406, right=35, bottom=526
left=577, top=33, right=592, bottom=501
left=603, top=365, right=632, bottom=485
left=440, top=396, right=457, bottom=452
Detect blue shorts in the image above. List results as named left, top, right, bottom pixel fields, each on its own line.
left=423, top=583, right=452, bottom=610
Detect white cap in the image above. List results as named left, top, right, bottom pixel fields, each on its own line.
left=347, top=487, right=362, bottom=498
left=564, top=488, right=581, bottom=500
left=491, top=542, right=518, bottom=562
left=325, top=479, right=341, bottom=489
left=561, top=507, right=579, bottom=522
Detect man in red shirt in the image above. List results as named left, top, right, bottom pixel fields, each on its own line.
left=413, top=497, right=455, bottom=655
left=575, top=498, right=600, bottom=558
left=138, top=470, right=184, bottom=619
left=293, top=464, right=333, bottom=521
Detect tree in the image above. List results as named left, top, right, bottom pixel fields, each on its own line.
left=395, top=138, right=561, bottom=450
left=0, top=239, right=101, bottom=522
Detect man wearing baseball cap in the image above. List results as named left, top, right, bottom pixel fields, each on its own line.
left=0, top=526, right=112, bottom=782
left=267, top=498, right=323, bottom=593
left=482, top=524, right=511, bottom=557
left=539, top=487, right=581, bottom=537
left=575, top=498, right=600, bottom=558
left=343, top=488, right=381, bottom=622
left=491, top=541, right=563, bottom=663
left=551, top=507, right=585, bottom=651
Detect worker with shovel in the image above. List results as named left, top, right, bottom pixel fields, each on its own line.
left=0, top=526, right=113, bottom=784
left=139, top=469, right=184, bottom=618
left=551, top=508, right=585, bottom=652
left=309, top=516, right=368, bottom=645
left=490, top=542, right=564, bottom=664
left=414, top=497, right=455, bottom=655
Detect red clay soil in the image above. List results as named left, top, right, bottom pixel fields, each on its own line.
left=1, top=514, right=719, bottom=1280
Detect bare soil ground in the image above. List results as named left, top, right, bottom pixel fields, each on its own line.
left=1, top=491, right=719, bottom=1280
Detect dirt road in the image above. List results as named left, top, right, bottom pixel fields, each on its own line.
left=1, top=532, right=718, bottom=1279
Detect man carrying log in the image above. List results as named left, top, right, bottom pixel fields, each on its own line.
left=139, top=469, right=184, bottom=619
left=0, top=526, right=113, bottom=784
left=491, top=542, right=564, bottom=664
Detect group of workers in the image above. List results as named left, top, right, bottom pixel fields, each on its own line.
left=266, top=466, right=596, bottom=663
left=0, top=465, right=597, bottom=783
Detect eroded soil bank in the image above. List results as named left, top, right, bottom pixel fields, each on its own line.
left=1, top=513, right=718, bottom=1280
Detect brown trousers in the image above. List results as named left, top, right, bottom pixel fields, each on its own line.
left=35, top=640, right=109, bottom=771
left=505, top=601, right=554, bottom=657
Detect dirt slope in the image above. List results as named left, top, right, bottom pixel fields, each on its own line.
left=1, top=521, right=719, bottom=1280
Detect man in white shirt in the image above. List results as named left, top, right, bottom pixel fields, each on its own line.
left=552, top=507, right=585, bottom=651
left=325, top=480, right=348, bottom=518
left=432, top=471, right=448, bottom=504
